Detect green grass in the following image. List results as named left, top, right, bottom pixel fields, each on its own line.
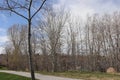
left=0, top=66, right=7, bottom=70
left=0, top=72, right=31, bottom=80
left=39, top=71, right=120, bottom=80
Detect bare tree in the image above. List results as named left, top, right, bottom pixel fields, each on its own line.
left=7, top=25, right=24, bottom=70
left=4, top=44, right=12, bottom=69
left=0, top=0, right=47, bottom=80
left=38, top=8, right=69, bottom=72
left=67, top=19, right=77, bottom=70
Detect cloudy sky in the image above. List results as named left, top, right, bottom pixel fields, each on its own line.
left=0, top=0, right=120, bottom=53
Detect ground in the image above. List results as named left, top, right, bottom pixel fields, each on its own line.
left=0, top=70, right=80, bottom=80
left=1, top=70, right=120, bottom=80
left=40, top=71, right=120, bottom=80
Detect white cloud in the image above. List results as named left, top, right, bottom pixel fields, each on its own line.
left=0, top=28, right=8, bottom=43
left=54, top=0, right=120, bottom=19
left=0, top=35, right=8, bottom=53
left=0, top=47, right=4, bottom=54
left=0, top=36, right=8, bottom=43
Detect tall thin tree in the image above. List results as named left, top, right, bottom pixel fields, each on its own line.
left=0, top=0, right=47, bottom=80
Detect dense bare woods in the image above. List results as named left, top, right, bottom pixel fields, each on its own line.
left=1, top=10, right=120, bottom=72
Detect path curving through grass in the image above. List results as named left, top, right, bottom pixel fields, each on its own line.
left=0, top=70, right=81, bottom=80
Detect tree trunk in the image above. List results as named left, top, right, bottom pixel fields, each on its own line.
left=28, top=19, right=35, bottom=80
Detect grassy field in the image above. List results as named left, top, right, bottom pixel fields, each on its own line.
left=40, top=71, right=120, bottom=80
left=0, top=72, right=31, bottom=80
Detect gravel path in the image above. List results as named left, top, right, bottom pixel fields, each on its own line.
left=0, top=70, right=82, bottom=80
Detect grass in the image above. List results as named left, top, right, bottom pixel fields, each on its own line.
left=0, top=72, right=31, bottom=80
left=0, top=66, right=7, bottom=70
left=39, top=71, right=120, bottom=80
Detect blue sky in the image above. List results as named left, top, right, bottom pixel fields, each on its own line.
left=0, top=0, right=120, bottom=53
left=0, top=12, right=26, bottom=49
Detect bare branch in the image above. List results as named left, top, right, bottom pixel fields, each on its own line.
left=10, top=0, right=28, bottom=10
left=31, top=0, right=46, bottom=19
left=0, top=0, right=28, bottom=20
left=29, top=0, right=33, bottom=10
left=10, top=9, right=28, bottom=20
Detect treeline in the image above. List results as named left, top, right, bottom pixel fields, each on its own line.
left=1, top=8, right=120, bottom=72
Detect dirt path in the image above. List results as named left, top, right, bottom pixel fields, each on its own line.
left=0, top=70, right=82, bottom=80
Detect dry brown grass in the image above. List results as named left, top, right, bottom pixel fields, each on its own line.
left=40, top=71, right=120, bottom=80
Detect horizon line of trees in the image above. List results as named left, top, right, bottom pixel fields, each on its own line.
left=1, top=8, right=120, bottom=72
